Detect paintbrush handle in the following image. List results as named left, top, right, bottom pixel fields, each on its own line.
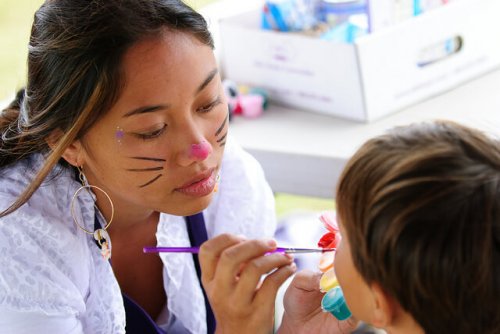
left=143, top=246, right=200, bottom=253
left=143, top=246, right=335, bottom=254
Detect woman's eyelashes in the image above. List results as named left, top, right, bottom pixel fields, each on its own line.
left=131, top=97, right=222, bottom=140
left=197, top=96, right=222, bottom=113
left=135, top=124, right=167, bottom=140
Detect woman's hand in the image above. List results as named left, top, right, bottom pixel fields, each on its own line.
left=277, top=270, right=358, bottom=334
left=199, top=234, right=297, bottom=334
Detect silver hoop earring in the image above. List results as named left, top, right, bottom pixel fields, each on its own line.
left=71, top=167, right=114, bottom=260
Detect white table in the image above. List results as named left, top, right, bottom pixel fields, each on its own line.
left=230, top=68, right=500, bottom=198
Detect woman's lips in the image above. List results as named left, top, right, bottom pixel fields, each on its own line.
left=175, top=170, right=216, bottom=197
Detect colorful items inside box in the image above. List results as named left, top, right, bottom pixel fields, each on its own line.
left=223, top=79, right=268, bottom=119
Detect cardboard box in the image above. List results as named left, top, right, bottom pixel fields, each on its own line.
left=219, top=0, right=500, bottom=122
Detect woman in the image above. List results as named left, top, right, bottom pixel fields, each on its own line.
left=0, top=1, right=296, bottom=333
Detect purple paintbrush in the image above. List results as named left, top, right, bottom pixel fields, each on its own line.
left=143, top=246, right=335, bottom=254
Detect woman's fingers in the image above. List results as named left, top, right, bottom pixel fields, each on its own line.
left=207, top=238, right=280, bottom=288
left=200, top=235, right=297, bottom=302
left=282, top=270, right=327, bottom=323
left=199, top=233, right=245, bottom=285
left=279, top=270, right=360, bottom=334
left=287, top=270, right=323, bottom=295
left=199, top=234, right=300, bottom=334
left=254, top=260, right=297, bottom=307
left=235, top=253, right=296, bottom=305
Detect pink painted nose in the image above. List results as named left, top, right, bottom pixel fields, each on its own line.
left=190, top=140, right=212, bottom=160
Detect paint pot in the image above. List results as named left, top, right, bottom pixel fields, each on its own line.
left=321, top=286, right=352, bottom=320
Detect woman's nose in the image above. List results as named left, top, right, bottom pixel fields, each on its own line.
left=190, top=140, right=212, bottom=160
left=177, top=139, right=213, bottom=166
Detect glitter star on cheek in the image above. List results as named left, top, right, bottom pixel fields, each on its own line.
left=115, top=127, right=124, bottom=142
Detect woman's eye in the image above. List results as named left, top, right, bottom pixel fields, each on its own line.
left=136, top=124, right=167, bottom=140
left=197, top=97, right=222, bottom=113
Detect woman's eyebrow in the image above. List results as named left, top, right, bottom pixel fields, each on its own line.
left=122, top=69, right=218, bottom=118
left=196, top=68, right=218, bottom=94
left=123, top=105, right=169, bottom=118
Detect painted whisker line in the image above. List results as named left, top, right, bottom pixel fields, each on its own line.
left=218, top=136, right=227, bottom=146
left=138, top=174, right=163, bottom=188
left=130, top=156, right=166, bottom=162
left=214, top=112, right=229, bottom=137
left=126, top=167, right=164, bottom=172
left=214, top=111, right=229, bottom=147
left=216, top=132, right=227, bottom=143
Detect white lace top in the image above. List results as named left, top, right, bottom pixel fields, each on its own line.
left=0, top=137, right=276, bottom=334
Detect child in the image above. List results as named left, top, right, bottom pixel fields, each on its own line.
left=278, top=120, right=500, bottom=334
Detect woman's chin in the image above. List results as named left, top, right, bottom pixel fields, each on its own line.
left=162, top=193, right=214, bottom=216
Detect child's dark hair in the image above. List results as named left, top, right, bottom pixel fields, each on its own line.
left=0, top=0, right=213, bottom=217
left=336, top=121, right=500, bottom=333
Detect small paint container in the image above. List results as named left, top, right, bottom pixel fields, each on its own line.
left=319, top=267, right=339, bottom=292
left=318, top=250, right=335, bottom=272
left=321, top=286, right=352, bottom=320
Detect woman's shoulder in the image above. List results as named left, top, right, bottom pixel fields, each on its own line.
left=0, top=154, right=94, bottom=314
left=220, top=135, right=267, bottom=185
left=0, top=153, right=77, bottom=212
left=0, top=154, right=40, bottom=195
left=1, top=153, right=71, bottom=194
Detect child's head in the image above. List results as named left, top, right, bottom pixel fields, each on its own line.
left=334, top=121, right=500, bottom=333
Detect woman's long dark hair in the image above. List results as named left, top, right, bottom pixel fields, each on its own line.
left=0, top=0, right=213, bottom=217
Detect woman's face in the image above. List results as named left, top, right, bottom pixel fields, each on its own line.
left=79, top=31, right=228, bottom=219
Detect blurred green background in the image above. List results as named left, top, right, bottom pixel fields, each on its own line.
left=0, top=0, right=334, bottom=216
left=0, top=0, right=217, bottom=102
left=0, top=0, right=41, bottom=102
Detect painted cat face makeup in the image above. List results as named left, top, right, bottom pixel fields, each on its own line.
left=111, top=108, right=229, bottom=189
left=126, top=157, right=166, bottom=188
left=115, top=127, right=125, bottom=144
left=215, top=111, right=228, bottom=147
left=77, top=32, right=228, bottom=218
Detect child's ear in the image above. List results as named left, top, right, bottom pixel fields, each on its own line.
left=369, top=283, right=396, bottom=328
left=46, top=129, right=84, bottom=167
